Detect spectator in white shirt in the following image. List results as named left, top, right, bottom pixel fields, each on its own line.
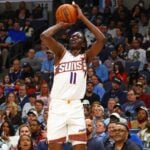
left=128, top=39, right=146, bottom=70
left=22, top=93, right=36, bottom=122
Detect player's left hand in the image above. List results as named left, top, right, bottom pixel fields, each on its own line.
left=57, top=22, right=73, bottom=29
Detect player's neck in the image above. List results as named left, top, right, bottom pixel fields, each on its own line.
left=71, top=49, right=81, bottom=56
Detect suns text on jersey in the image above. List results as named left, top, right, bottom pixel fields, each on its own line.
left=55, top=60, right=87, bottom=74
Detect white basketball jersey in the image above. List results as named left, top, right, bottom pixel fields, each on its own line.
left=50, top=51, right=87, bottom=100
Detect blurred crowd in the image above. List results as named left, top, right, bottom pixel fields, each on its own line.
left=0, top=0, right=149, bottom=150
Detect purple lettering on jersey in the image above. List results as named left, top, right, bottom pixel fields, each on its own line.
left=73, top=72, right=77, bottom=84
left=70, top=72, right=73, bottom=84
left=70, top=72, right=77, bottom=84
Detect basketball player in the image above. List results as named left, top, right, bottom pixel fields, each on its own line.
left=41, top=4, right=105, bottom=150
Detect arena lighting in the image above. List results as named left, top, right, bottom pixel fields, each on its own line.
left=0, top=0, right=51, bottom=3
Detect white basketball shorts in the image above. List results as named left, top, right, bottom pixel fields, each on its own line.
left=47, top=99, right=87, bottom=144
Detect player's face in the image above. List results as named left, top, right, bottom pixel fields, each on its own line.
left=69, top=32, right=84, bottom=50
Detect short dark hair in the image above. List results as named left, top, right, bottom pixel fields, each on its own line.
left=35, top=99, right=44, bottom=106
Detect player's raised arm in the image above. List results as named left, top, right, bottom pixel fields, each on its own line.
left=40, top=22, right=71, bottom=60
left=74, top=4, right=106, bottom=63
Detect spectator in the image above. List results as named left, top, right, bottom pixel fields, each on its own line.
left=2, top=74, right=14, bottom=96
left=99, top=24, right=114, bottom=48
left=130, top=106, right=149, bottom=129
left=87, top=67, right=95, bottom=82
left=0, top=1, right=16, bottom=20
left=112, top=0, right=131, bottom=24
left=82, top=99, right=91, bottom=119
left=8, top=124, right=32, bottom=149
left=113, top=28, right=125, bottom=46
left=29, top=119, right=45, bottom=147
left=127, top=66, right=139, bottom=88
left=101, top=77, right=127, bottom=107
left=91, top=74, right=105, bottom=100
left=16, top=1, right=30, bottom=24
left=94, top=120, right=107, bottom=141
left=17, top=84, right=29, bottom=109
left=138, top=118, right=150, bottom=149
left=41, top=109, right=48, bottom=130
left=109, top=61, right=128, bottom=83
left=89, top=6, right=101, bottom=23
left=107, top=20, right=117, bottom=38
left=0, top=92, right=19, bottom=111
left=32, top=4, right=43, bottom=19
left=35, top=100, right=44, bottom=123
left=36, top=82, right=50, bottom=109
left=128, top=39, right=146, bottom=71
left=0, top=28, right=13, bottom=69
left=104, top=49, right=125, bottom=72
left=21, top=49, right=41, bottom=72
left=82, top=81, right=100, bottom=105
left=17, top=135, right=34, bottom=150
left=110, top=122, right=141, bottom=150
left=104, top=112, right=127, bottom=126
left=26, top=109, right=38, bottom=125
left=21, top=20, right=34, bottom=39
left=9, top=59, right=22, bottom=83
left=5, top=18, right=14, bottom=30
left=137, top=74, right=150, bottom=94
left=91, top=56, right=109, bottom=83
left=92, top=104, right=105, bottom=128
left=0, top=85, right=5, bottom=105
left=126, top=24, right=143, bottom=45
left=85, top=118, right=105, bottom=150
left=134, top=81, right=150, bottom=108
left=122, top=89, right=145, bottom=120
left=22, top=93, right=36, bottom=121
left=104, top=122, right=116, bottom=150
left=138, top=12, right=150, bottom=37
left=20, top=62, right=35, bottom=80
left=8, top=21, right=26, bottom=43
left=0, top=120, right=15, bottom=149
left=4, top=102, right=22, bottom=130
left=41, top=50, right=54, bottom=88
left=35, top=42, right=48, bottom=63
left=113, top=103, right=126, bottom=118
left=18, top=124, right=31, bottom=136
left=115, top=44, right=128, bottom=61
left=131, top=4, right=143, bottom=21
left=105, top=97, right=118, bottom=118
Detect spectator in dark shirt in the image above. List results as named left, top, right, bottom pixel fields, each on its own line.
left=17, top=84, right=29, bottom=109
left=16, top=1, right=30, bottom=22
left=20, top=62, right=35, bottom=80
left=134, top=81, right=150, bottom=108
left=9, top=59, right=22, bottom=83
left=102, top=77, right=127, bottom=108
left=109, top=122, right=141, bottom=150
left=0, top=1, right=16, bottom=20
left=0, top=85, right=5, bottom=105
left=82, top=81, right=100, bottom=105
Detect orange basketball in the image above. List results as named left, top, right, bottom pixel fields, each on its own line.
left=56, top=4, right=77, bottom=24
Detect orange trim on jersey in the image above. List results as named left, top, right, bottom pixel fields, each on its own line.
left=48, top=137, right=66, bottom=143
left=69, top=132, right=87, bottom=141
left=54, top=49, right=66, bottom=75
